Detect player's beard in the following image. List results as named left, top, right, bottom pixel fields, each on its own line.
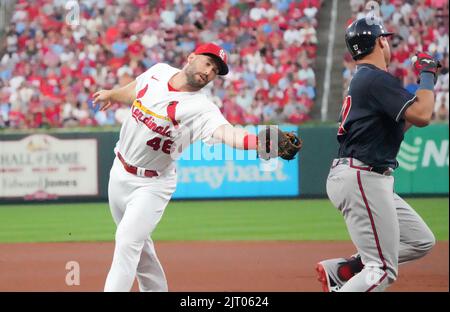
left=185, top=64, right=208, bottom=90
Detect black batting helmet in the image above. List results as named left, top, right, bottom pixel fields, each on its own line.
left=345, top=17, right=394, bottom=60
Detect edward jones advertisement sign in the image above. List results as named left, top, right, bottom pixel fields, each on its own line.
left=0, top=134, right=98, bottom=199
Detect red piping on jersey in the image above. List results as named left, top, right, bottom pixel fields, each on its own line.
left=168, top=82, right=181, bottom=92
left=137, top=84, right=148, bottom=98
left=357, top=171, right=388, bottom=271
left=167, top=101, right=179, bottom=128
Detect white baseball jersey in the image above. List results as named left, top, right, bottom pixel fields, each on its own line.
left=115, top=63, right=230, bottom=172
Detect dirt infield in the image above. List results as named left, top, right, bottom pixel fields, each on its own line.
left=0, top=241, right=447, bottom=292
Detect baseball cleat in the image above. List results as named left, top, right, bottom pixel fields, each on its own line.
left=316, top=261, right=341, bottom=292
left=316, top=255, right=364, bottom=292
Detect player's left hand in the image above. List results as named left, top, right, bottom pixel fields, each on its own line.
left=257, top=126, right=303, bottom=161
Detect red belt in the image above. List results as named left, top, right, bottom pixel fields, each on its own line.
left=117, top=152, right=158, bottom=178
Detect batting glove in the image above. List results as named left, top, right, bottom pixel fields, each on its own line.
left=412, top=52, right=442, bottom=74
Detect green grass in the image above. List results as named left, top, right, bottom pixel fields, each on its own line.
left=0, top=198, right=447, bottom=243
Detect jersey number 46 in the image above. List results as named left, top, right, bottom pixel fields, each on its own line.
left=146, top=137, right=173, bottom=154
left=338, top=95, right=352, bottom=136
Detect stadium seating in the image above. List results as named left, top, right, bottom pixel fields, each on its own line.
left=0, top=0, right=322, bottom=128
left=344, top=0, right=449, bottom=121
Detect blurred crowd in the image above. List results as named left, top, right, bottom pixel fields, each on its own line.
left=344, top=0, right=449, bottom=121
left=0, top=0, right=321, bottom=129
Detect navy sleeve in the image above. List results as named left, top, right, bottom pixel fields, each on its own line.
left=370, top=72, right=416, bottom=122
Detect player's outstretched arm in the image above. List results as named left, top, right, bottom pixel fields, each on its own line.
left=212, top=125, right=302, bottom=160
left=92, top=80, right=137, bottom=111
left=212, top=124, right=256, bottom=150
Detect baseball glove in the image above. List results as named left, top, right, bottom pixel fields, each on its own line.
left=257, top=126, right=303, bottom=161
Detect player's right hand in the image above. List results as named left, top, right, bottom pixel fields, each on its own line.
left=411, top=52, right=442, bottom=76
left=92, top=90, right=113, bottom=111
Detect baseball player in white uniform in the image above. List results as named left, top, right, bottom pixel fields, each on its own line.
left=92, top=43, right=262, bottom=292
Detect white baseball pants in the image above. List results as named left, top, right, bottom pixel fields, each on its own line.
left=104, top=157, right=177, bottom=292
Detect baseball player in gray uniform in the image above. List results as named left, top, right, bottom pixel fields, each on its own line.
left=316, top=17, right=439, bottom=292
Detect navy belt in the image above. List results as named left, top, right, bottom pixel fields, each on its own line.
left=332, top=158, right=394, bottom=176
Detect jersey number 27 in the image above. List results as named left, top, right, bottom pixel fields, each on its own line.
left=338, top=96, right=352, bottom=136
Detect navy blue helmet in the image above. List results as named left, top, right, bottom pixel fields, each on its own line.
left=345, top=17, right=394, bottom=60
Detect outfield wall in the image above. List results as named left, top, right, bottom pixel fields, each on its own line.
left=0, top=124, right=447, bottom=203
